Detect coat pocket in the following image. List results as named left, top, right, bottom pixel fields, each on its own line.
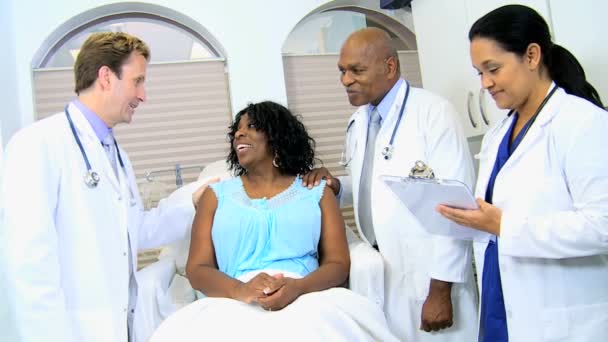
left=542, top=302, right=608, bottom=341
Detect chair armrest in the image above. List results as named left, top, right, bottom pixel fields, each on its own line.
left=346, top=227, right=385, bottom=310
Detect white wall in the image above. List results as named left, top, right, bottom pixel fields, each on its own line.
left=0, top=0, right=13, bottom=324
left=0, top=0, right=413, bottom=147
left=550, top=0, right=608, bottom=104
left=0, top=0, right=20, bottom=149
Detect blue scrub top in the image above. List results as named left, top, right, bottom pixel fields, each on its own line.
left=480, top=112, right=533, bottom=342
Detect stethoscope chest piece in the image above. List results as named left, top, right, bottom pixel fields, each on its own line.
left=84, top=170, right=100, bottom=188
left=380, top=81, right=410, bottom=162
left=339, top=82, right=411, bottom=166
left=382, top=145, right=394, bottom=160
left=66, top=105, right=137, bottom=206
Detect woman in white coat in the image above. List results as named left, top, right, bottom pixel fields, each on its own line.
left=438, top=5, right=608, bottom=342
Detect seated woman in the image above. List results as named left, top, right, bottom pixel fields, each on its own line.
left=151, top=101, right=396, bottom=341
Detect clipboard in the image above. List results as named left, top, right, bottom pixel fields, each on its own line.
left=381, top=174, right=490, bottom=242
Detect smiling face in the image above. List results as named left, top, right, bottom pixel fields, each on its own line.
left=106, top=52, right=148, bottom=126
left=232, top=113, right=273, bottom=170
left=338, top=45, right=389, bottom=106
left=470, top=37, right=537, bottom=110
left=337, top=29, right=398, bottom=107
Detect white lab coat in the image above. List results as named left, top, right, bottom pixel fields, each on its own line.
left=0, top=103, right=195, bottom=342
left=339, top=81, right=478, bottom=341
left=473, top=87, right=608, bottom=341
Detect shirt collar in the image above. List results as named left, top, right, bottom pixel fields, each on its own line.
left=369, top=79, right=405, bottom=124
left=72, top=99, right=112, bottom=142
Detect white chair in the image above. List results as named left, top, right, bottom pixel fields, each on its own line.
left=133, top=160, right=384, bottom=342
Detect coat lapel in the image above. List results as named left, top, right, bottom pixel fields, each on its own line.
left=500, top=87, right=565, bottom=173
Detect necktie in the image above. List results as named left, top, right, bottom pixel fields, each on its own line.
left=102, top=133, right=119, bottom=178
left=358, top=108, right=381, bottom=246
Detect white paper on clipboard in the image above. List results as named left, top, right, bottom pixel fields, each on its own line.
left=381, top=175, right=490, bottom=242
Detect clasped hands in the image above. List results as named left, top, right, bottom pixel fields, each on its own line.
left=234, top=272, right=302, bottom=312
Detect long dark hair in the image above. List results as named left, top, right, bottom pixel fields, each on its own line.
left=469, top=4, right=603, bottom=108
left=227, top=101, right=316, bottom=176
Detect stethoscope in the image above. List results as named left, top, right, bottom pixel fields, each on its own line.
left=65, top=106, right=136, bottom=205
left=339, top=81, right=411, bottom=166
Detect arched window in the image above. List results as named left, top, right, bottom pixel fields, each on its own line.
left=283, top=9, right=415, bottom=55
left=33, top=8, right=232, bottom=199
left=40, top=15, right=219, bottom=68
left=282, top=6, right=422, bottom=229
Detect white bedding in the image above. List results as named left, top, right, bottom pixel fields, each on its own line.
left=150, top=270, right=396, bottom=342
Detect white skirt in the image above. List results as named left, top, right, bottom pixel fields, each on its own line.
left=150, top=270, right=397, bottom=342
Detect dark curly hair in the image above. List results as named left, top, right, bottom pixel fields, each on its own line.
left=227, top=101, right=316, bottom=176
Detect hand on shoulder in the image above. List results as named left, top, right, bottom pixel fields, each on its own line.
left=301, top=167, right=340, bottom=195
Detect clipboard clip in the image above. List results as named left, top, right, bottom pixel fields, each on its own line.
left=409, top=160, right=435, bottom=179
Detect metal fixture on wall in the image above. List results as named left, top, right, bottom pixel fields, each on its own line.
left=479, top=88, right=490, bottom=126
left=466, top=91, right=478, bottom=128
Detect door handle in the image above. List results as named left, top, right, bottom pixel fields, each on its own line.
left=467, top=91, right=478, bottom=128
left=479, top=88, right=490, bottom=126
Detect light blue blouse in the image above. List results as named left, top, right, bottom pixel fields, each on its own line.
left=209, top=176, right=326, bottom=279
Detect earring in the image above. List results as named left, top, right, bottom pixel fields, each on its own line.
left=272, top=156, right=279, bottom=168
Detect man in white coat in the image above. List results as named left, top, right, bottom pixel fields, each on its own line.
left=303, top=28, right=478, bottom=341
left=0, top=32, right=210, bottom=342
